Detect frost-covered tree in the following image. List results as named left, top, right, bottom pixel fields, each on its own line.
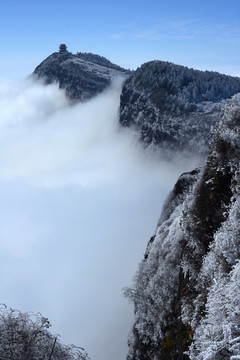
left=0, top=305, right=90, bottom=360
left=120, top=60, right=240, bottom=153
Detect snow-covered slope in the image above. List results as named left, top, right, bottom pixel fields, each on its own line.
left=120, top=61, right=240, bottom=155
left=33, top=50, right=129, bottom=101
left=125, top=94, right=240, bottom=359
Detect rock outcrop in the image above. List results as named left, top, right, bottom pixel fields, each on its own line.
left=33, top=50, right=129, bottom=102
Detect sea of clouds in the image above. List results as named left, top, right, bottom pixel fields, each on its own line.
left=0, top=76, right=199, bottom=360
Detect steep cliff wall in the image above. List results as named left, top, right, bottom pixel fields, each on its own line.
left=125, top=94, right=240, bottom=359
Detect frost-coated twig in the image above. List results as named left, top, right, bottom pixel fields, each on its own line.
left=48, top=337, right=57, bottom=360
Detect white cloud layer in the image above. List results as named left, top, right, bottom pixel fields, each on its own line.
left=0, top=77, right=199, bottom=359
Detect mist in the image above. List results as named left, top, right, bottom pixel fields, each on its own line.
left=0, top=77, right=199, bottom=359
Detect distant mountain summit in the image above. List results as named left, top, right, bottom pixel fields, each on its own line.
left=33, top=45, right=129, bottom=101
left=120, top=61, right=240, bottom=154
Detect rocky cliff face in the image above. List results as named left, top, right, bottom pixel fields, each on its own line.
left=125, top=94, right=240, bottom=359
left=33, top=51, right=129, bottom=102
left=34, top=51, right=240, bottom=156
left=120, top=61, right=240, bottom=155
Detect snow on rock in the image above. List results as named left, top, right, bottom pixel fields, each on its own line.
left=125, top=94, right=240, bottom=359
left=120, top=60, right=240, bottom=155
left=33, top=51, right=129, bottom=102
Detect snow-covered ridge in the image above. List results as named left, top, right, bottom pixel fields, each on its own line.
left=34, top=51, right=240, bottom=156
left=63, top=56, right=124, bottom=80
left=120, top=60, right=240, bottom=155
left=33, top=51, right=129, bottom=101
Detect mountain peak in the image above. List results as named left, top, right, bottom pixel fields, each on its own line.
left=33, top=49, right=129, bottom=101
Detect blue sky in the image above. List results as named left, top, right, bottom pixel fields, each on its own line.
left=0, top=0, right=240, bottom=76
left=1, top=0, right=240, bottom=78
